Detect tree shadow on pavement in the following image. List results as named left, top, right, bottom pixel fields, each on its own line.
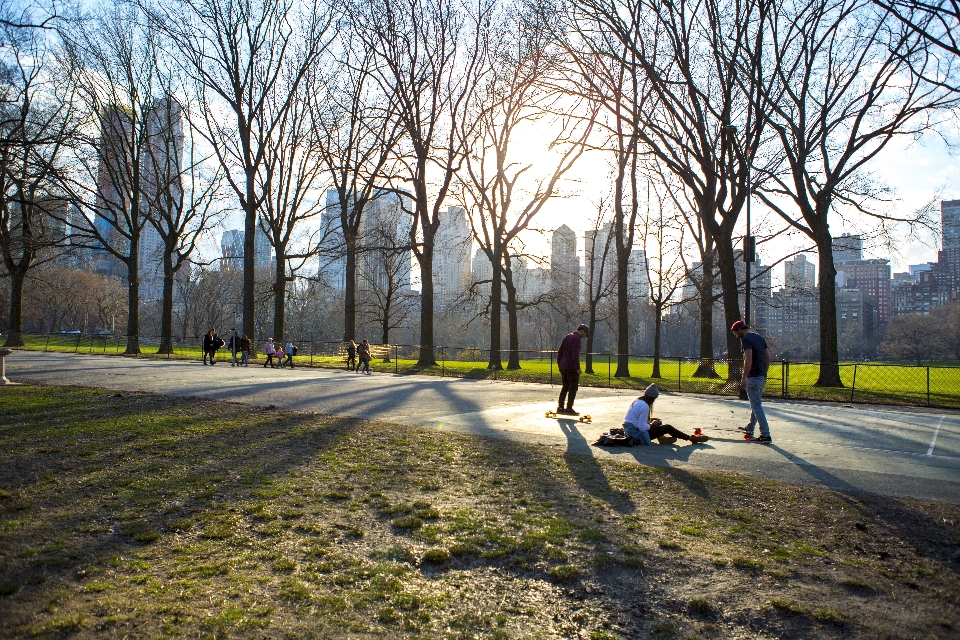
left=556, top=418, right=636, bottom=515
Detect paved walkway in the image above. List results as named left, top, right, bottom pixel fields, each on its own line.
left=4, top=350, right=960, bottom=504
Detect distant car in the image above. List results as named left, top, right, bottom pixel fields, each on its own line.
left=58, top=329, right=81, bottom=335
left=91, top=329, right=112, bottom=337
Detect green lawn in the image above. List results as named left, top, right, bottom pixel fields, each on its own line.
left=1, top=385, right=957, bottom=638
left=9, top=335, right=960, bottom=408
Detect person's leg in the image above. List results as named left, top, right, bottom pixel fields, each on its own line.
left=232, top=349, right=238, bottom=366
left=558, top=369, right=573, bottom=410
left=745, top=376, right=770, bottom=438
left=211, top=350, right=217, bottom=364
left=565, top=369, right=580, bottom=411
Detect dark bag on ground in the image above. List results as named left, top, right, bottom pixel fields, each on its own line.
left=592, top=427, right=642, bottom=447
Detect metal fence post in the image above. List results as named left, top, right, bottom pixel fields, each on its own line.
left=395, top=345, right=398, bottom=374
left=44, top=334, right=50, bottom=352
left=850, top=364, right=857, bottom=402
left=927, top=366, right=931, bottom=406
left=608, top=354, right=612, bottom=387
left=550, top=352, right=554, bottom=386
left=678, top=356, right=682, bottom=392
left=441, top=346, right=445, bottom=377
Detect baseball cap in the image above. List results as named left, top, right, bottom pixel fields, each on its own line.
left=577, top=324, right=590, bottom=336
left=730, top=320, right=747, bottom=332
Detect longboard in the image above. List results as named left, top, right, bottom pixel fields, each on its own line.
left=545, top=410, right=592, bottom=423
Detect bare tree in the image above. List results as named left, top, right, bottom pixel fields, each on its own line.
left=141, top=93, right=227, bottom=354
left=456, top=4, right=594, bottom=370
left=0, top=18, right=77, bottom=346
left=750, top=0, right=957, bottom=386
left=580, top=199, right=619, bottom=373
left=355, top=0, right=490, bottom=366
left=641, top=179, right=685, bottom=378
left=148, top=0, right=335, bottom=342
left=313, top=24, right=404, bottom=343
left=357, top=214, right=417, bottom=347
left=562, top=0, right=772, bottom=382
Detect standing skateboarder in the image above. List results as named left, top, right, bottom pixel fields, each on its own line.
left=556, top=324, right=589, bottom=415
left=732, top=320, right=772, bottom=443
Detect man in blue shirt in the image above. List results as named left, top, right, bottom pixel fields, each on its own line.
left=556, top=324, right=589, bottom=415
left=732, top=320, right=772, bottom=443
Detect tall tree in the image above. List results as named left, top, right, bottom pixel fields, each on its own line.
left=141, top=92, right=226, bottom=354
left=356, top=0, right=489, bottom=366
left=149, top=0, right=335, bottom=342
left=313, top=25, right=404, bottom=343
left=751, top=0, right=956, bottom=385
left=0, top=17, right=77, bottom=346
left=562, top=0, right=772, bottom=381
left=60, top=0, right=173, bottom=354
left=457, top=3, right=594, bottom=370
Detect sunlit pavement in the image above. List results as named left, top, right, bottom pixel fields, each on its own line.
left=5, top=350, right=960, bottom=504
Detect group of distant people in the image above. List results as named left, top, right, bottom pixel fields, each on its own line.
left=345, top=339, right=372, bottom=374
left=201, top=329, right=295, bottom=369
left=559, top=318, right=772, bottom=446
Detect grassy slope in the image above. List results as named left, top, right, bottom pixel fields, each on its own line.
left=1, top=385, right=958, bottom=639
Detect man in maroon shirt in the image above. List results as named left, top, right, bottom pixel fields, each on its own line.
left=556, top=324, right=589, bottom=415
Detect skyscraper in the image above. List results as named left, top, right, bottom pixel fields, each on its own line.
left=550, top=224, right=580, bottom=303
left=942, top=200, right=960, bottom=251
left=221, top=229, right=244, bottom=271
left=832, top=233, right=863, bottom=264
left=433, top=206, right=472, bottom=307
left=784, top=254, right=816, bottom=291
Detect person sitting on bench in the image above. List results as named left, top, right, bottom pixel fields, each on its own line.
left=622, top=384, right=709, bottom=445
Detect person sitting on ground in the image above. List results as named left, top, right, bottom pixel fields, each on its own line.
left=622, top=384, right=709, bottom=445
left=263, top=338, right=277, bottom=368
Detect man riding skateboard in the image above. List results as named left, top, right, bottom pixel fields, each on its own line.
left=556, top=324, right=589, bottom=416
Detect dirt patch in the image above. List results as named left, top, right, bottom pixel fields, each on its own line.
left=0, top=385, right=958, bottom=638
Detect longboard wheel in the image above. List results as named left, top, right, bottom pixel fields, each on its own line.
left=743, top=433, right=751, bottom=440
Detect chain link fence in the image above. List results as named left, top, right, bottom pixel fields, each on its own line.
left=6, top=332, right=960, bottom=409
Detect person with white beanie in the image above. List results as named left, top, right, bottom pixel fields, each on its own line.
left=621, top=384, right=709, bottom=445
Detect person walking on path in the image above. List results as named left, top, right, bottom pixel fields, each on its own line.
left=203, top=329, right=221, bottom=365
left=275, top=345, right=286, bottom=369
left=346, top=340, right=357, bottom=371
left=263, top=338, right=277, bottom=368
left=732, top=320, right=772, bottom=443
left=239, top=335, right=251, bottom=366
left=357, top=339, right=371, bottom=375
left=284, top=339, right=296, bottom=369
left=621, top=384, right=709, bottom=445
left=228, top=329, right=240, bottom=366
left=556, top=324, right=589, bottom=415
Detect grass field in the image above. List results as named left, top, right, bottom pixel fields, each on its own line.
left=1, top=385, right=958, bottom=638
left=9, top=334, right=960, bottom=409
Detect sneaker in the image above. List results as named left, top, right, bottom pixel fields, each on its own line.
left=690, top=435, right=710, bottom=444
left=752, top=435, right=772, bottom=444
left=737, top=425, right=753, bottom=433
left=565, top=408, right=580, bottom=416
left=657, top=435, right=678, bottom=445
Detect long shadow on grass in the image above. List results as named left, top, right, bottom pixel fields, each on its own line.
left=555, top=418, right=636, bottom=514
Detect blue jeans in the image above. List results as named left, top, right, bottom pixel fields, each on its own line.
left=745, top=375, right=770, bottom=437
left=240, top=351, right=248, bottom=366
left=358, top=357, right=370, bottom=373
left=622, top=423, right=653, bottom=446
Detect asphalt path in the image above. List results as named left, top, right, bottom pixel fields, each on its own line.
left=4, top=350, right=960, bottom=504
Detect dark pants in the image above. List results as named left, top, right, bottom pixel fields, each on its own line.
left=648, top=423, right=690, bottom=441
left=347, top=356, right=356, bottom=371
left=204, top=349, right=217, bottom=364
left=558, top=368, right=580, bottom=409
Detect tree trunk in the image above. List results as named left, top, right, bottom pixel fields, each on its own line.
left=692, top=249, right=720, bottom=378
left=343, top=230, right=358, bottom=341
left=614, top=248, right=631, bottom=378
left=488, top=249, right=503, bottom=370
left=416, top=234, right=437, bottom=366
left=715, top=234, right=742, bottom=381
left=125, top=255, right=141, bottom=355
left=242, top=170, right=257, bottom=342
left=505, top=275, right=521, bottom=370
left=273, top=251, right=286, bottom=343
left=4, top=266, right=27, bottom=347
left=157, top=249, right=175, bottom=354
left=814, top=228, right=843, bottom=387
left=652, top=305, right=663, bottom=378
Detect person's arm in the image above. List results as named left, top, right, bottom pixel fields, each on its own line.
left=764, top=347, right=771, bottom=369
left=742, top=349, right=753, bottom=385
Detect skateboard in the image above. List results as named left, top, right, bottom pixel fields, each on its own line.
left=694, top=427, right=752, bottom=440
left=545, top=410, right=592, bottom=423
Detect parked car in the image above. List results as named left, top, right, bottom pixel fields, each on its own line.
left=58, top=329, right=81, bottom=335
